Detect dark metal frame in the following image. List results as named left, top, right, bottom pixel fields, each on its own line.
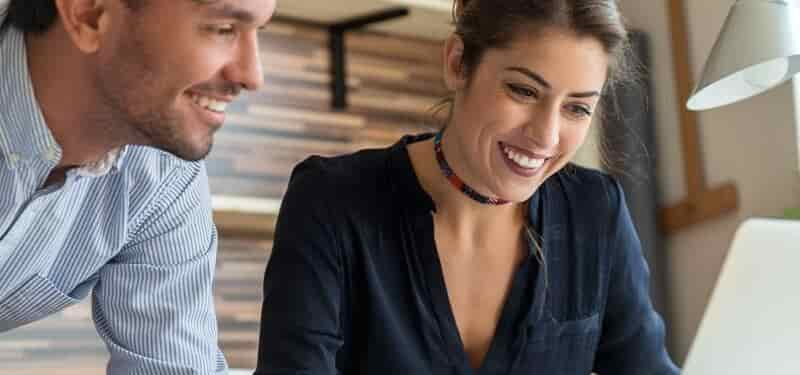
left=328, top=8, right=410, bottom=110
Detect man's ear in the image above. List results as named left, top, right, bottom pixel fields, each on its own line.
left=53, top=0, right=110, bottom=53
left=443, top=34, right=468, bottom=91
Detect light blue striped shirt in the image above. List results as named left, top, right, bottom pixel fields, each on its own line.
left=0, top=11, right=227, bottom=374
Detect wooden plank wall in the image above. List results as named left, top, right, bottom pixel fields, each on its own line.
left=0, top=18, right=446, bottom=372
left=207, top=18, right=444, bottom=199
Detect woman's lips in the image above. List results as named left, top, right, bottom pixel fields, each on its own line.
left=498, top=142, right=551, bottom=178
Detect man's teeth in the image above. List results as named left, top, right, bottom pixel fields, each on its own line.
left=191, top=94, right=228, bottom=113
left=504, top=146, right=545, bottom=169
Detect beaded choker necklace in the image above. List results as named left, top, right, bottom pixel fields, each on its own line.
left=433, top=131, right=510, bottom=205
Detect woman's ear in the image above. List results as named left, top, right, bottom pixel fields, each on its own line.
left=453, top=0, right=468, bottom=19
left=443, top=34, right=467, bottom=91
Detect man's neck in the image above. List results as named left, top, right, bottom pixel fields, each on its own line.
left=25, top=29, right=118, bottom=169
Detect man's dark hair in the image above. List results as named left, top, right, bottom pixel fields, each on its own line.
left=6, top=0, right=145, bottom=34
left=7, top=0, right=59, bottom=33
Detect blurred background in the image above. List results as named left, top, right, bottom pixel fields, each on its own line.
left=2, top=0, right=799, bottom=373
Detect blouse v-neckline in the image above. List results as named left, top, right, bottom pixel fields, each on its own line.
left=395, top=134, right=549, bottom=374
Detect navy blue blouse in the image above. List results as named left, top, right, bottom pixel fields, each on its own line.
left=256, top=134, right=679, bottom=375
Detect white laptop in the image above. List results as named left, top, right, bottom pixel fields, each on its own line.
left=683, top=218, right=800, bottom=374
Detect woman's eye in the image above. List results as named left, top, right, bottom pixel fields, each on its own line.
left=567, top=104, right=593, bottom=118
left=508, top=84, right=537, bottom=99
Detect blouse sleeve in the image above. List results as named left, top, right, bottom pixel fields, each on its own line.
left=255, top=158, right=346, bottom=375
left=593, top=180, right=680, bottom=375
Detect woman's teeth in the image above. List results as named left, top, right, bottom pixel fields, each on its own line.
left=504, top=146, right=545, bottom=169
left=191, top=94, right=227, bottom=113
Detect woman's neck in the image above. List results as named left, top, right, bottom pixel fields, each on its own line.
left=407, top=138, right=527, bottom=248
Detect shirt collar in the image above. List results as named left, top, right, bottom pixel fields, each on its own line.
left=75, top=146, right=129, bottom=177
left=389, top=133, right=437, bottom=214
left=0, top=25, right=59, bottom=162
left=0, top=25, right=126, bottom=176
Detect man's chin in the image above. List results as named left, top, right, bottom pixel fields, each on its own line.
left=158, top=140, right=213, bottom=162
left=178, top=144, right=213, bottom=162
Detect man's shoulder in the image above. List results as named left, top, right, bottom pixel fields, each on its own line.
left=117, top=147, right=212, bottom=241
left=118, top=146, right=205, bottom=193
left=124, top=145, right=202, bottom=172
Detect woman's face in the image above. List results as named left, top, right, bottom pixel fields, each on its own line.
left=442, top=26, right=609, bottom=203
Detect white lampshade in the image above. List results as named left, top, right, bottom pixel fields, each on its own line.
left=687, top=0, right=800, bottom=111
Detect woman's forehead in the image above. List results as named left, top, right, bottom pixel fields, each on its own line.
left=485, top=29, right=610, bottom=92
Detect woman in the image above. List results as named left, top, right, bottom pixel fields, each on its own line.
left=255, top=0, right=679, bottom=374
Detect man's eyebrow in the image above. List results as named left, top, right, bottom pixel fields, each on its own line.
left=202, top=3, right=261, bottom=26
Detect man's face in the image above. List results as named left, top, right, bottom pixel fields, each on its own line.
left=93, top=0, right=275, bottom=161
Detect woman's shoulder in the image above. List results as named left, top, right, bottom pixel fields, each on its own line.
left=293, top=148, right=390, bottom=183
left=283, top=136, right=423, bottom=214
left=287, top=149, right=391, bottom=201
left=550, top=163, right=623, bottom=211
left=287, top=134, right=432, bottom=198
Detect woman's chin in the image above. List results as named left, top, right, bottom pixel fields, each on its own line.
left=496, top=184, right=541, bottom=204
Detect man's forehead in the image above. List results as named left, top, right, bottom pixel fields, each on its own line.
left=193, top=0, right=275, bottom=25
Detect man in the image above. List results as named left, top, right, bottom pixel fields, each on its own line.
left=0, top=0, right=274, bottom=372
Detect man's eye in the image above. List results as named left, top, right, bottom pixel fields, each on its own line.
left=208, top=25, right=236, bottom=36
left=217, top=26, right=235, bottom=35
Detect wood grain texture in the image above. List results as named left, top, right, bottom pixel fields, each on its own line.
left=207, top=18, right=443, bottom=200
left=660, top=0, right=739, bottom=234
left=666, top=0, right=704, bottom=196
